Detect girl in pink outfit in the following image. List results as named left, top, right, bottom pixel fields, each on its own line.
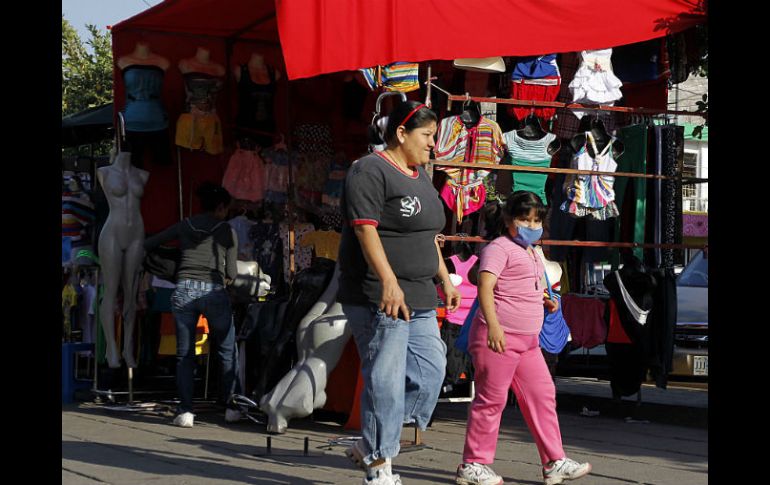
left=455, top=191, right=592, bottom=485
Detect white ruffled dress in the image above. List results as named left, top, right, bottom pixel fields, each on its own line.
left=569, top=49, right=623, bottom=119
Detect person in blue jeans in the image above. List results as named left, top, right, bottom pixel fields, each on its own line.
left=144, top=182, right=242, bottom=428
left=338, top=101, right=462, bottom=485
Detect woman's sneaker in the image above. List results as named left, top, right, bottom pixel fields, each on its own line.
left=172, top=412, right=194, bottom=428
left=455, top=462, right=504, bottom=485
left=542, top=458, right=592, bottom=485
left=363, top=467, right=402, bottom=485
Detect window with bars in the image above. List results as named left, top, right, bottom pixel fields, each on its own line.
left=682, top=151, right=699, bottom=211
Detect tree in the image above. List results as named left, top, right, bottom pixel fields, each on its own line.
left=62, top=16, right=114, bottom=154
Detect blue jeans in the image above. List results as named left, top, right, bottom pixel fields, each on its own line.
left=171, top=279, right=240, bottom=414
left=342, top=304, right=447, bottom=462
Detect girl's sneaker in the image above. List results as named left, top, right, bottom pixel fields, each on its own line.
left=543, top=457, right=592, bottom=485
left=455, top=462, right=504, bottom=485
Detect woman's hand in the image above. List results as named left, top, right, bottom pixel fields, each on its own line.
left=381, top=278, right=410, bottom=322
left=544, top=296, right=559, bottom=314
left=487, top=323, right=506, bottom=354
left=442, top=281, right=462, bottom=313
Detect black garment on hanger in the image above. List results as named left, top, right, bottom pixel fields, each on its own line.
left=236, top=63, right=277, bottom=146
left=658, top=126, right=684, bottom=270
left=648, top=267, right=677, bottom=388
left=441, top=323, right=474, bottom=386
left=603, top=257, right=656, bottom=348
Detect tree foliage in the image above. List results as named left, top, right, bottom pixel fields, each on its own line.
left=62, top=16, right=113, bottom=117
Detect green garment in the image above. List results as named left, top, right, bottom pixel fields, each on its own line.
left=611, top=124, right=648, bottom=269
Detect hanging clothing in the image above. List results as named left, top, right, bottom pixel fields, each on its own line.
left=236, top=63, right=277, bottom=146
left=122, top=65, right=168, bottom=132
left=648, top=268, right=677, bottom=388
left=561, top=132, right=620, bottom=220
left=175, top=72, right=224, bottom=155
left=62, top=284, right=78, bottom=339
left=249, top=222, right=282, bottom=286
left=503, top=130, right=556, bottom=206
left=360, top=62, right=420, bottom=93
left=511, top=54, right=560, bottom=80
left=560, top=294, right=607, bottom=349
left=568, top=49, right=623, bottom=119
left=174, top=112, right=223, bottom=155
left=222, top=148, right=266, bottom=202
left=657, top=126, right=683, bottom=270
left=434, top=115, right=505, bottom=222
left=299, top=230, right=342, bottom=261
left=613, top=39, right=666, bottom=84
left=228, top=215, right=258, bottom=261
left=440, top=320, right=474, bottom=386
left=280, top=222, right=314, bottom=283
left=509, top=55, right=561, bottom=120
left=603, top=264, right=656, bottom=397
left=610, top=124, right=648, bottom=269
left=322, top=160, right=348, bottom=208
left=605, top=299, right=632, bottom=344
left=261, top=148, right=293, bottom=205
left=181, top=73, right=222, bottom=114
left=438, top=254, right=479, bottom=326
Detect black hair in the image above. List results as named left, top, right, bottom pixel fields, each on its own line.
left=196, top=182, right=232, bottom=212
left=503, top=191, right=547, bottom=222
left=384, top=100, right=437, bottom=145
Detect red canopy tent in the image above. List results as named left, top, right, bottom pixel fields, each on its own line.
left=109, top=0, right=705, bottom=423
left=110, top=0, right=705, bottom=233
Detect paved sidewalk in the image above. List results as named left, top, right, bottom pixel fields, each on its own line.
left=63, top=388, right=708, bottom=485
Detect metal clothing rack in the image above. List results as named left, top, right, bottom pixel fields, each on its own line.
left=436, top=235, right=708, bottom=251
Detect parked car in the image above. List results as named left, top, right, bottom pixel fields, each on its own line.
left=671, top=250, right=708, bottom=377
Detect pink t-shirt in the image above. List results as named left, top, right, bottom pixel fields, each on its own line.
left=475, top=236, right=545, bottom=335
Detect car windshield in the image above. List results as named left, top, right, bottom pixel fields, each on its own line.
left=677, top=251, right=708, bottom=287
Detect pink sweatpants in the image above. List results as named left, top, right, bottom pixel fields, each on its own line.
left=462, top=320, right=565, bottom=465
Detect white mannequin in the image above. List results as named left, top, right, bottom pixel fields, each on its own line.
left=97, top=147, right=150, bottom=368
left=260, top=263, right=352, bottom=433
left=117, top=42, right=170, bottom=71
left=178, top=47, right=225, bottom=77
left=233, top=53, right=282, bottom=83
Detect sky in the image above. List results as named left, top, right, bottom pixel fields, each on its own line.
left=62, top=0, right=161, bottom=40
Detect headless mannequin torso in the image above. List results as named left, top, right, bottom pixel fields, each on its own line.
left=517, top=114, right=561, bottom=156
left=233, top=53, right=282, bottom=84
left=179, top=47, right=225, bottom=77
left=117, top=42, right=170, bottom=71
left=97, top=149, right=149, bottom=368
left=569, top=118, right=624, bottom=159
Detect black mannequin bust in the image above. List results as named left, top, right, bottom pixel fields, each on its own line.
left=459, top=101, right=482, bottom=129
left=516, top=113, right=561, bottom=156
left=570, top=117, right=624, bottom=159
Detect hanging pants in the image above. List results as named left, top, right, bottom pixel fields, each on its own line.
left=462, top=320, right=565, bottom=465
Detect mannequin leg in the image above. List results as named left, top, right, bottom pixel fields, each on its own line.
left=120, top=241, right=144, bottom=368
left=97, top=235, right=123, bottom=369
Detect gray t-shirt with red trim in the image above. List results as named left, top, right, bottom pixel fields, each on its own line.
left=338, top=152, right=445, bottom=310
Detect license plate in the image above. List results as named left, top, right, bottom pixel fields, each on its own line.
left=693, top=356, right=708, bottom=376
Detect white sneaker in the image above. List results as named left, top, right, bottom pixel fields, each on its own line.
left=225, top=408, right=246, bottom=423
left=455, top=462, right=504, bottom=485
left=363, top=467, right=402, bottom=485
left=173, top=412, right=194, bottom=428
left=543, top=457, right=591, bottom=485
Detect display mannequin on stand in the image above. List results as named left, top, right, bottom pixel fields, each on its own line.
left=176, top=47, right=225, bottom=155
left=260, top=264, right=351, bottom=433
left=117, top=43, right=171, bottom=167
left=179, top=47, right=225, bottom=77
left=97, top=146, right=149, bottom=368
left=234, top=53, right=282, bottom=147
